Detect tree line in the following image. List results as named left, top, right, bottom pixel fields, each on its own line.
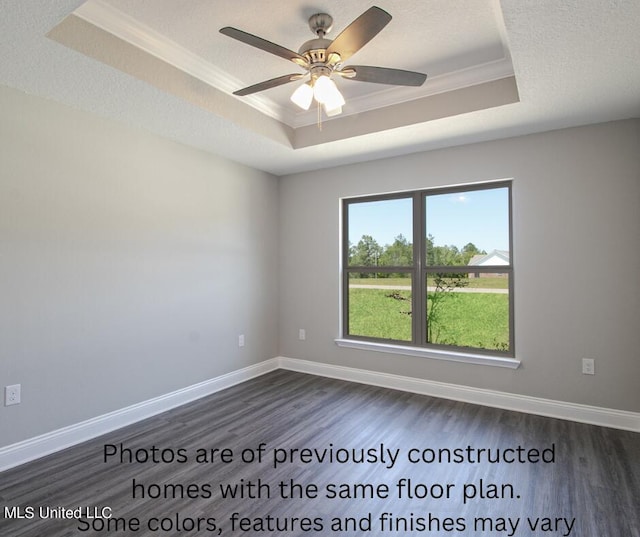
left=348, top=234, right=486, bottom=275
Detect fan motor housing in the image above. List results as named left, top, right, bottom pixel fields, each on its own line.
left=298, top=38, right=330, bottom=58
left=299, top=39, right=341, bottom=70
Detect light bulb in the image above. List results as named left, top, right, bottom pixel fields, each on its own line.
left=290, top=82, right=313, bottom=110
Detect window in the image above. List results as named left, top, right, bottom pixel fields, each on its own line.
left=342, top=181, right=513, bottom=357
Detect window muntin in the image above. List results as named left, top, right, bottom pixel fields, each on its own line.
left=342, top=182, right=513, bottom=356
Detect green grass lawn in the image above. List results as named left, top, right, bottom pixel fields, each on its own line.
left=427, top=292, right=509, bottom=350
left=349, top=288, right=413, bottom=341
left=348, top=287, right=509, bottom=351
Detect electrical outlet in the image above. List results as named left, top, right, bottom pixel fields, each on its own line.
left=5, top=384, right=21, bottom=406
left=238, top=334, right=245, bottom=347
left=298, top=329, right=306, bottom=341
left=582, top=358, right=595, bottom=375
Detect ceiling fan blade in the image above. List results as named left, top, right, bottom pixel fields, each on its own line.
left=325, top=6, right=392, bottom=62
left=220, top=27, right=309, bottom=68
left=339, top=65, right=427, bottom=86
left=233, top=73, right=304, bottom=96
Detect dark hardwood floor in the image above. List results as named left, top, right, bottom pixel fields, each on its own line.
left=1, top=369, right=638, bottom=536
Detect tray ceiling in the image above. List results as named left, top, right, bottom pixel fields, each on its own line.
left=2, top=1, right=639, bottom=175
left=48, top=0, right=518, bottom=148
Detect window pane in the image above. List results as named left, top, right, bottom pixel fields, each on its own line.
left=426, top=272, right=510, bottom=351
left=348, top=273, right=412, bottom=341
left=348, top=197, right=413, bottom=266
left=425, top=187, right=509, bottom=266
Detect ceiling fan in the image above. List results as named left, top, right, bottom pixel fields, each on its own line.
left=220, top=6, right=427, bottom=117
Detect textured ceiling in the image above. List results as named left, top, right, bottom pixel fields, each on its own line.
left=1, top=1, right=639, bottom=175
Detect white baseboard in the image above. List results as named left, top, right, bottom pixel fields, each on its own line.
left=276, top=356, right=640, bottom=433
left=2, top=356, right=637, bottom=472
left=0, top=358, right=279, bottom=472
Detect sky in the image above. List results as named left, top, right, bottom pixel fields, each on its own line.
left=347, top=187, right=509, bottom=253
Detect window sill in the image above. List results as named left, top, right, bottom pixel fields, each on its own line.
left=334, top=339, right=520, bottom=369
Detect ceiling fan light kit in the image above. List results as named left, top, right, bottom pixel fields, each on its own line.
left=220, top=6, right=427, bottom=120
left=290, top=82, right=313, bottom=110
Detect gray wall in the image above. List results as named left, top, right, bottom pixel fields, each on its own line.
left=0, top=86, right=279, bottom=446
left=2, top=84, right=638, bottom=451
left=279, top=119, right=640, bottom=413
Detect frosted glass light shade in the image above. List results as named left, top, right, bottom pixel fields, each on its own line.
left=290, top=82, right=313, bottom=110
left=322, top=83, right=345, bottom=111
left=312, top=75, right=333, bottom=103
left=315, top=76, right=344, bottom=112
left=324, top=104, right=343, bottom=117
left=293, top=75, right=345, bottom=117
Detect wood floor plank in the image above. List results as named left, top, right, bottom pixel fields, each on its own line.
left=1, top=370, right=638, bottom=536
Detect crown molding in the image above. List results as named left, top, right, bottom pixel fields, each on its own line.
left=74, top=0, right=287, bottom=122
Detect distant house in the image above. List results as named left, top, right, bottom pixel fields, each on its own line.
left=468, top=250, right=509, bottom=278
